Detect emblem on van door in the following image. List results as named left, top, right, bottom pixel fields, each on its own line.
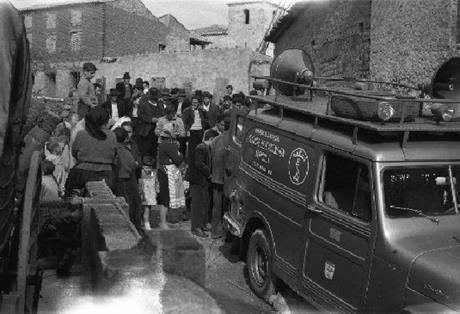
left=288, top=148, right=309, bottom=185
left=329, top=227, right=341, bottom=242
left=324, top=261, right=335, bottom=280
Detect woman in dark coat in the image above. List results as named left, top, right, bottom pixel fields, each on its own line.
left=113, top=127, right=142, bottom=230
left=157, top=125, right=184, bottom=229
left=66, top=106, right=117, bottom=196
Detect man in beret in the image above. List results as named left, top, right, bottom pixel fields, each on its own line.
left=77, top=62, right=98, bottom=120
left=116, top=72, right=133, bottom=108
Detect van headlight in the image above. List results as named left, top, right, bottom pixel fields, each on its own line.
left=377, top=102, right=395, bottom=121
left=431, top=103, right=454, bottom=122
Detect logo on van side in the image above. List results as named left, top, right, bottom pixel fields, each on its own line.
left=288, top=148, right=309, bottom=185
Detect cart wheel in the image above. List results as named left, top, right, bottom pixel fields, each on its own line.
left=16, top=151, right=42, bottom=314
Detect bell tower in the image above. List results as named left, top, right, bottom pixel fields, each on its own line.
left=226, top=1, right=281, bottom=52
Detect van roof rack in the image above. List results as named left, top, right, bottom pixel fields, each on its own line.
left=249, top=76, right=460, bottom=147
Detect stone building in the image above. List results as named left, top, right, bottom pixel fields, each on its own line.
left=266, top=0, right=460, bottom=89
left=159, top=14, right=210, bottom=52
left=21, top=0, right=168, bottom=97
left=20, top=0, right=272, bottom=99
left=193, top=0, right=285, bottom=55
left=192, top=24, right=233, bottom=49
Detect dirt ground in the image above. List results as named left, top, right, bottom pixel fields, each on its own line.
left=37, top=218, right=316, bottom=314
left=177, top=220, right=317, bottom=314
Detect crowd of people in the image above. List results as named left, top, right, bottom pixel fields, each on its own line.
left=40, top=62, right=257, bottom=239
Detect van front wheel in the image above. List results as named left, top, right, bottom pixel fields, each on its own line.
left=247, top=229, right=276, bottom=300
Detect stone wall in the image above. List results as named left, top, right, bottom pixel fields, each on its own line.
left=202, top=34, right=237, bottom=49
left=160, top=14, right=192, bottom=52
left=104, top=1, right=167, bottom=57
left=370, top=0, right=455, bottom=86
left=273, top=0, right=371, bottom=79
left=23, top=3, right=104, bottom=64
left=34, top=48, right=271, bottom=99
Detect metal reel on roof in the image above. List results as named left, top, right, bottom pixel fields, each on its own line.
left=270, top=49, right=314, bottom=96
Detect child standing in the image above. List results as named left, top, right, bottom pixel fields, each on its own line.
left=139, top=156, right=159, bottom=230
left=41, top=160, right=60, bottom=202
left=45, top=138, right=66, bottom=197
left=113, top=128, right=142, bottom=230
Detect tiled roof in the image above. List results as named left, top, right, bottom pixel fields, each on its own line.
left=18, top=0, right=115, bottom=11
left=192, top=24, right=228, bottom=36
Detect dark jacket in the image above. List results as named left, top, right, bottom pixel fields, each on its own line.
left=72, top=129, right=117, bottom=170
left=116, top=143, right=137, bottom=179
left=210, top=131, right=229, bottom=185
left=182, top=106, right=205, bottom=132
left=101, top=99, right=130, bottom=118
left=137, top=95, right=164, bottom=137
left=126, top=139, right=142, bottom=179
left=116, top=81, right=133, bottom=103
left=158, top=141, right=183, bottom=166
left=202, top=103, right=222, bottom=129
left=187, top=142, right=211, bottom=186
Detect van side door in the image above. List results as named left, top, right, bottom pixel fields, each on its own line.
left=224, top=112, right=245, bottom=197
left=301, top=151, right=374, bottom=311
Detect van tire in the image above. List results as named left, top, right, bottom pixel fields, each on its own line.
left=247, top=229, right=276, bottom=301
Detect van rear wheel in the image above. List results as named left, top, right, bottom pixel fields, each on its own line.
left=247, top=229, right=276, bottom=301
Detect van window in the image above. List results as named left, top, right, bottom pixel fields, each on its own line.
left=235, top=116, right=245, bottom=144
left=319, top=153, right=371, bottom=222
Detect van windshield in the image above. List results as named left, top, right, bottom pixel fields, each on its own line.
left=384, top=165, right=460, bottom=218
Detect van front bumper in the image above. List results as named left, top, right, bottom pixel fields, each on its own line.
left=223, top=213, right=242, bottom=237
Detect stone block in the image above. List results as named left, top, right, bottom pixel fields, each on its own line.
left=146, top=229, right=206, bottom=287
left=96, top=246, right=152, bottom=292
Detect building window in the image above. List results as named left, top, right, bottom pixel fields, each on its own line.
left=46, top=34, right=57, bottom=53
left=71, top=9, right=82, bottom=27
left=70, top=31, right=81, bottom=51
left=159, top=44, right=166, bottom=52
left=244, top=9, right=250, bottom=24
left=46, top=12, right=56, bottom=29
left=24, top=15, right=32, bottom=28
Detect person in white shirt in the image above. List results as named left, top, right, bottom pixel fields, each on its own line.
left=182, top=95, right=205, bottom=163
left=102, top=88, right=127, bottom=127
left=143, top=81, right=150, bottom=94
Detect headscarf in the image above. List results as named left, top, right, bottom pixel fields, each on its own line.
left=84, top=106, right=109, bottom=140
